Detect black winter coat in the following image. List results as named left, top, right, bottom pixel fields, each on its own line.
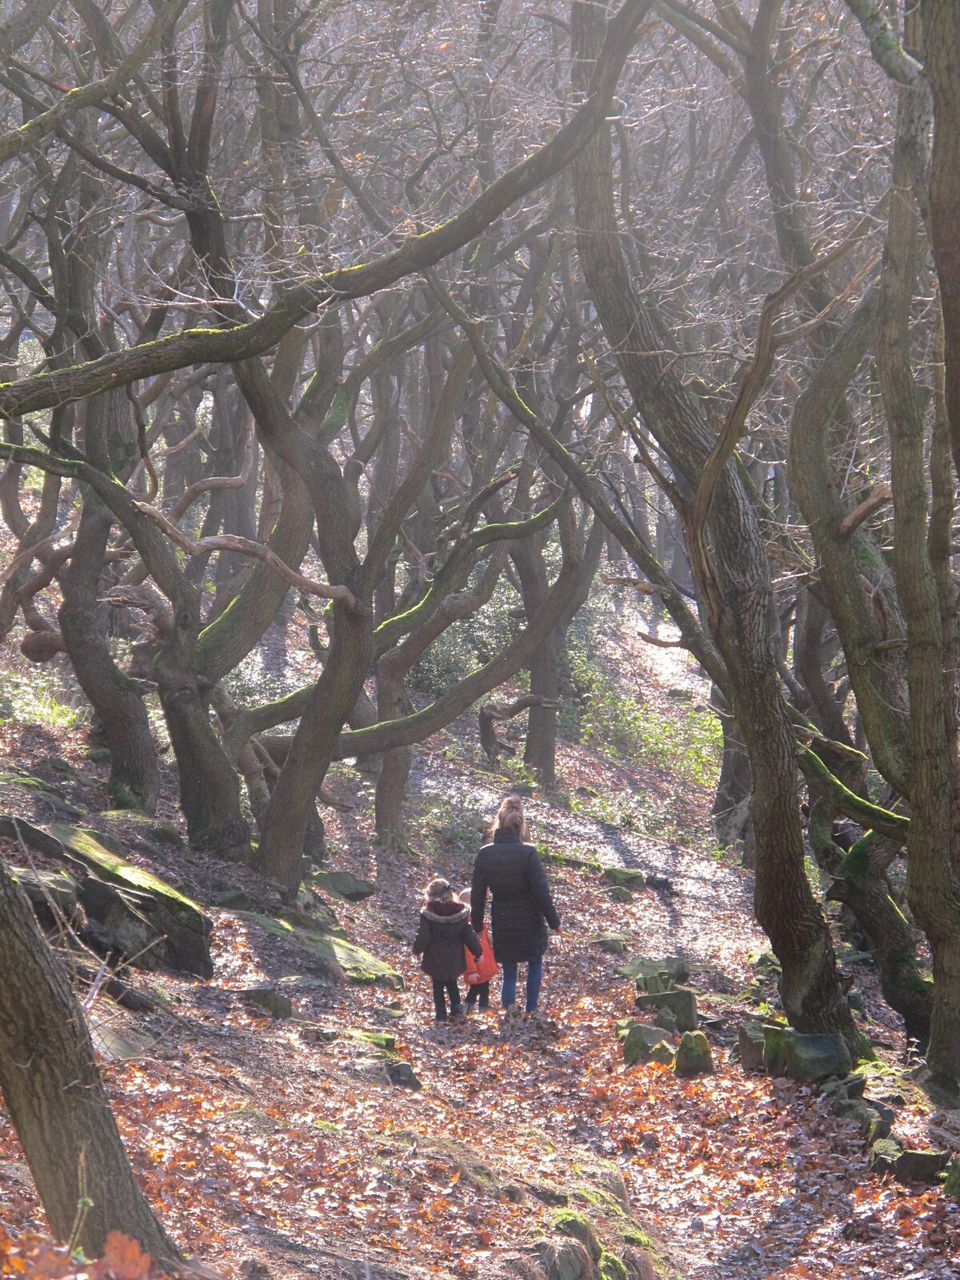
left=412, top=899, right=482, bottom=980
left=471, top=830, right=561, bottom=965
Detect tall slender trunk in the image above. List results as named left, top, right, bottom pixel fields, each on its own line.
left=570, top=0, right=857, bottom=1047
left=882, top=32, right=960, bottom=1083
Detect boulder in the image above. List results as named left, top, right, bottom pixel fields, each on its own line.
left=314, top=870, right=376, bottom=901
left=49, top=824, right=213, bottom=977
left=944, top=1159, right=960, bottom=1200
left=763, top=1027, right=852, bottom=1082
left=634, top=988, right=698, bottom=1032
left=617, top=1020, right=676, bottom=1066
left=891, top=1149, right=951, bottom=1185
left=674, top=1031, right=714, bottom=1078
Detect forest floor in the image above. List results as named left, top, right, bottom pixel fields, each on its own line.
left=1, top=614, right=960, bottom=1280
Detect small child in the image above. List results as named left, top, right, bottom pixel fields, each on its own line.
left=461, top=885, right=491, bottom=1013
left=413, top=878, right=482, bottom=1022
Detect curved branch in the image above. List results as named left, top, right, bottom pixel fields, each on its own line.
left=131, top=502, right=358, bottom=609
left=0, top=0, right=651, bottom=420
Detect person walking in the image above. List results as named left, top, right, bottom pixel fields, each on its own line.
left=413, top=879, right=482, bottom=1023
left=470, top=796, right=561, bottom=1019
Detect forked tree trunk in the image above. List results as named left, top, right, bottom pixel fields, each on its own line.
left=0, top=857, right=179, bottom=1262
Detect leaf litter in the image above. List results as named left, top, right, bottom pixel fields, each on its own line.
left=0, top=627, right=959, bottom=1279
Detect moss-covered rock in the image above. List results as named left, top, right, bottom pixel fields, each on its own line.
left=0, top=771, right=85, bottom=816
left=634, top=988, right=698, bottom=1032
left=599, top=1252, right=629, bottom=1280
left=9, top=866, right=79, bottom=917
left=237, top=911, right=401, bottom=987
left=619, top=956, right=690, bottom=989
left=600, top=867, right=646, bottom=890
left=763, top=1026, right=852, bottom=1081
left=674, top=1031, right=713, bottom=1077
left=343, top=1029, right=398, bottom=1055
left=617, top=1019, right=676, bottom=1066
left=49, top=823, right=213, bottom=977
left=551, top=1207, right=601, bottom=1260
left=604, top=885, right=635, bottom=904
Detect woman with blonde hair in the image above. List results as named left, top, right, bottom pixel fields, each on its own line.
left=470, top=795, right=561, bottom=1016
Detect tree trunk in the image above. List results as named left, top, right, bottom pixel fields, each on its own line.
left=570, top=0, right=858, bottom=1049
left=882, top=38, right=960, bottom=1083
left=155, top=605, right=251, bottom=862
left=59, top=392, right=159, bottom=813
left=0, top=857, right=179, bottom=1262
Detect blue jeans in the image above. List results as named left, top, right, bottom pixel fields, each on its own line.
left=501, top=956, right=544, bottom=1012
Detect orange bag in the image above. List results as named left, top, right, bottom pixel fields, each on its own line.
left=464, top=925, right=498, bottom=985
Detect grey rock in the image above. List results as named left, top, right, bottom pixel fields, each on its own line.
left=241, top=988, right=293, bottom=1019
left=737, top=1022, right=767, bottom=1073
left=313, top=870, right=376, bottom=902
left=634, top=987, right=698, bottom=1032
left=385, top=1061, right=422, bottom=1090
left=536, top=1237, right=593, bottom=1280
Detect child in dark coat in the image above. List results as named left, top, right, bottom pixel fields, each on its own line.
left=412, top=878, right=482, bottom=1022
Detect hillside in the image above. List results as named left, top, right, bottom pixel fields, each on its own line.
left=1, top=614, right=958, bottom=1280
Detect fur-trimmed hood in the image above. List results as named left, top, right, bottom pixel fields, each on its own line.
left=421, top=898, right=470, bottom=924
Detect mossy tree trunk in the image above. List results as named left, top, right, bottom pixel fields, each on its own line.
left=0, top=857, right=179, bottom=1262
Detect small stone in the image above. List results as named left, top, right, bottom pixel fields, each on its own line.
left=654, top=1006, right=678, bottom=1035
left=313, top=870, right=376, bottom=901
left=600, top=867, right=646, bottom=890
left=385, top=1061, right=422, bottom=1089
left=604, top=885, right=635, bottom=904
left=590, top=933, right=628, bottom=956
left=738, top=1022, right=767, bottom=1073
left=240, top=988, right=293, bottom=1019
